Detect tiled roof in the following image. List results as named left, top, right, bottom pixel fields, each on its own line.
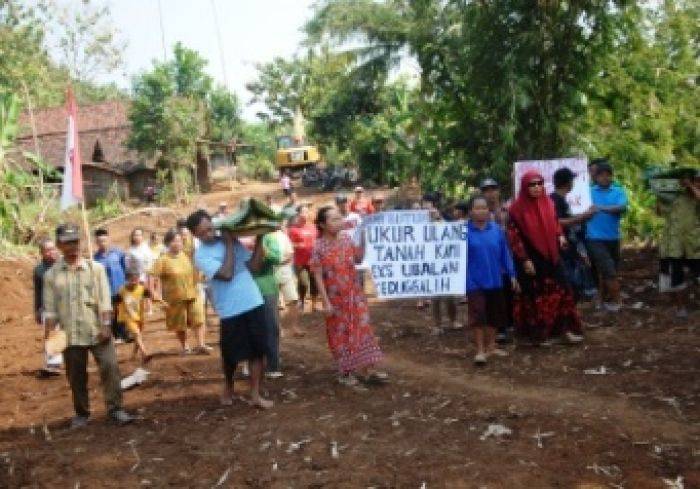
left=18, top=99, right=130, bottom=137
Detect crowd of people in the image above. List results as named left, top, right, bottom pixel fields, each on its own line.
left=32, top=160, right=699, bottom=428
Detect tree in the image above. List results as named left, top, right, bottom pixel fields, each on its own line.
left=128, top=43, right=241, bottom=195
left=0, top=0, right=127, bottom=107
left=209, top=85, right=242, bottom=142
left=51, top=0, right=125, bottom=82
left=246, top=56, right=309, bottom=126
left=304, top=0, right=630, bottom=185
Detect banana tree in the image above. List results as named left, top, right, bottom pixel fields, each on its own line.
left=0, top=91, right=21, bottom=172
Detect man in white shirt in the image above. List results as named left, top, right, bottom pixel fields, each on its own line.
left=336, top=194, right=362, bottom=243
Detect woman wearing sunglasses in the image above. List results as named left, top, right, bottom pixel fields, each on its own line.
left=507, top=170, right=584, bottom=346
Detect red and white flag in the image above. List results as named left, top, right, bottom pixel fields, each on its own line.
left=60, top=87, right=83, bottom=210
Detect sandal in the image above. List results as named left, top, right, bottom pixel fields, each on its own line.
left=358, top=371, right=389, bottom=385
left=337, top=374, right=359, bottom=386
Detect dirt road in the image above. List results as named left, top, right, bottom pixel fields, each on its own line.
left=0, top=183, right=697, bottom=488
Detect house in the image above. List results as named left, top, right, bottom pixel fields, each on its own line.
left=15, top=99, right=154, bottom=205
left=124, top=162, right=157, bottom=201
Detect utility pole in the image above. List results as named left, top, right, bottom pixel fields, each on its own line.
left=157, top=0, right=167, bottom=61
left=210, top=0, right=229, bottom=88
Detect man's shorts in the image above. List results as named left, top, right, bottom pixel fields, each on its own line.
left=165, top=296, right=205, bottom=331
left=124, top=320, right=144, bottom=336
left=219, top=305, right=270, bottom=366
left=279, top=275, right=299, bottom=303
left=659, top=258, right=700, bottom=292
left=587, top=240, right=620, bottom=279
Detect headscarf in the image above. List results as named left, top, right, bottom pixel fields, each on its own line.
left=508, top=170, right=561, bottom=263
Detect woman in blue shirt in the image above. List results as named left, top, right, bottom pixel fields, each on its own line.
left=466, top=196, right=519, bottom=366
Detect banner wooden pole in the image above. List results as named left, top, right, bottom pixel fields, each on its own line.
left=80, top=201, right=93, bottom=260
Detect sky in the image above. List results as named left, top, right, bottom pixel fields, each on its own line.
left=59, top=0, right=318, bottom=120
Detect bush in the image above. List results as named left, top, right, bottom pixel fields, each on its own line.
left=237, top=156, right=277, bottom=181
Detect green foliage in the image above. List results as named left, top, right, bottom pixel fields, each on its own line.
left=51, top=0, right=125, bottom=82
left=247, top=0, right=697, bottom=240
left=209, top=85, right=242, bottom=142
left=128, top=42, right=242, bottom=201
left=237, top=122, right=278, bottom=180
left=0, top=0, right=127, bottom=107
left=0, top=90, right=21, bottom=167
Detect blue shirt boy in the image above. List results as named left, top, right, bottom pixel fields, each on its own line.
left=586, top=185, right=628, bottom=240
left=94, top=248, right=127, bottom=297
left=466, top=220, right=516, bottom=292
left=195, top=239, right=263, bottom=319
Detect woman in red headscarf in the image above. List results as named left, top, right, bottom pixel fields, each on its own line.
left=507, top=170, right=583, bottom=345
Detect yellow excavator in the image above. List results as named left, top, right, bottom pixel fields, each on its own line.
left=275, top=107, right=320, bottom=173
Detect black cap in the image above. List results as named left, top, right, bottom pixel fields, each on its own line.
left=553, top=167, right=577, bottom=187
left=479, top=178, right=499, bottom=190
left=55, top=224, right=80, bottom=243
left=590, top=157, right=608, bottom=167
left=596, top=161, right=614, bottom=176
left=335, top=194, right=348, bottom=204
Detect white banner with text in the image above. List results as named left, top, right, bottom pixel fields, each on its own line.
left=364, top=212, right=467, bottom=299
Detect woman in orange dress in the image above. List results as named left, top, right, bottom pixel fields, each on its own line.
left=310, top=206, right=387, bottom=386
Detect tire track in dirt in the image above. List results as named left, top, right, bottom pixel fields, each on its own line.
left=283, top=332, right=697, bottom=443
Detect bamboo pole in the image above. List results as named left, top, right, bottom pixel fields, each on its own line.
left=80, top=201, right=93, bottom=260
left=21, top=80, right=43, bottom=193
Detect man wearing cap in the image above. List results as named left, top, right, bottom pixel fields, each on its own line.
left=551, top=168, right=598, bottom=300
left=586, top=162, right=628, bottom=313
left=479, top=178, right=508, bottom=228
left=479, top=177, right=513, bottom=342
left=656, top=169, right=700, bottom=318
left=350, top=186, right=375, bottom=216
left=43, top=224, right=133, bottom=427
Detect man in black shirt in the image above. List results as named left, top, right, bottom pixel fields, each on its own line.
left=550, top=168, right=597, bottom=301
left=33, top=239, right=61, bottom=374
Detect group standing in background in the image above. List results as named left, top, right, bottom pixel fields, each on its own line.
left=29, top=159, right=698, bottom=429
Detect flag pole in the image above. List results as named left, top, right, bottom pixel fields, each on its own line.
left=81, top=201, right=93, bottom=260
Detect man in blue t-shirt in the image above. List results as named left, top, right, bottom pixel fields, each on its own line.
left=187, top=209, right=273, bottom=410
left=94, top=228, right=130, bottom=342
left=586, top=162, right=628, bottom=313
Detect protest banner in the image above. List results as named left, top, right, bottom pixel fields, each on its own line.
left=354, top=209, right=429, bottom=251
left=364, top=211, right=467, bottom=299
left=514, top=158, right=591, bottom=213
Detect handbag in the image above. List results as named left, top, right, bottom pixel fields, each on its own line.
left=45, top=329, right=67, bottom=356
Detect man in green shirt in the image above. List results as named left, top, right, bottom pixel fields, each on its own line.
left=657, top=171, right=700, bottom=318
left=43, top=224, right=133, bottom=428
left=249, top=232, right=285, bottom=378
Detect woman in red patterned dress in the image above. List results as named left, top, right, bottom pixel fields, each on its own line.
left=310, top=206, right=387, bottom=386
left=507, top=170, right=584, bottom=346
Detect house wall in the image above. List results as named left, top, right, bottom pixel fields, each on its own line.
left=83, top=166, right=129, bottom=206
left=127, top=169, right=157, bottom=200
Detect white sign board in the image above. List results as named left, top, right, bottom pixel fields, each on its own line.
left=514, top=158, right=591, bottom=214
left=364, top=211, right=467, bottom=299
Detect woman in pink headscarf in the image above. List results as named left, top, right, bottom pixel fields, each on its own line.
left=507, top=170, right=583, bottom=345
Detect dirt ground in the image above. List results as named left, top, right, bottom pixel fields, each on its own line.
left=0, top=182, right=698, bottom=488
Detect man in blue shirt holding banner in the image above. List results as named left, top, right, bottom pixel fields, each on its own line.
left=586, top=160, right=628, bottom=313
